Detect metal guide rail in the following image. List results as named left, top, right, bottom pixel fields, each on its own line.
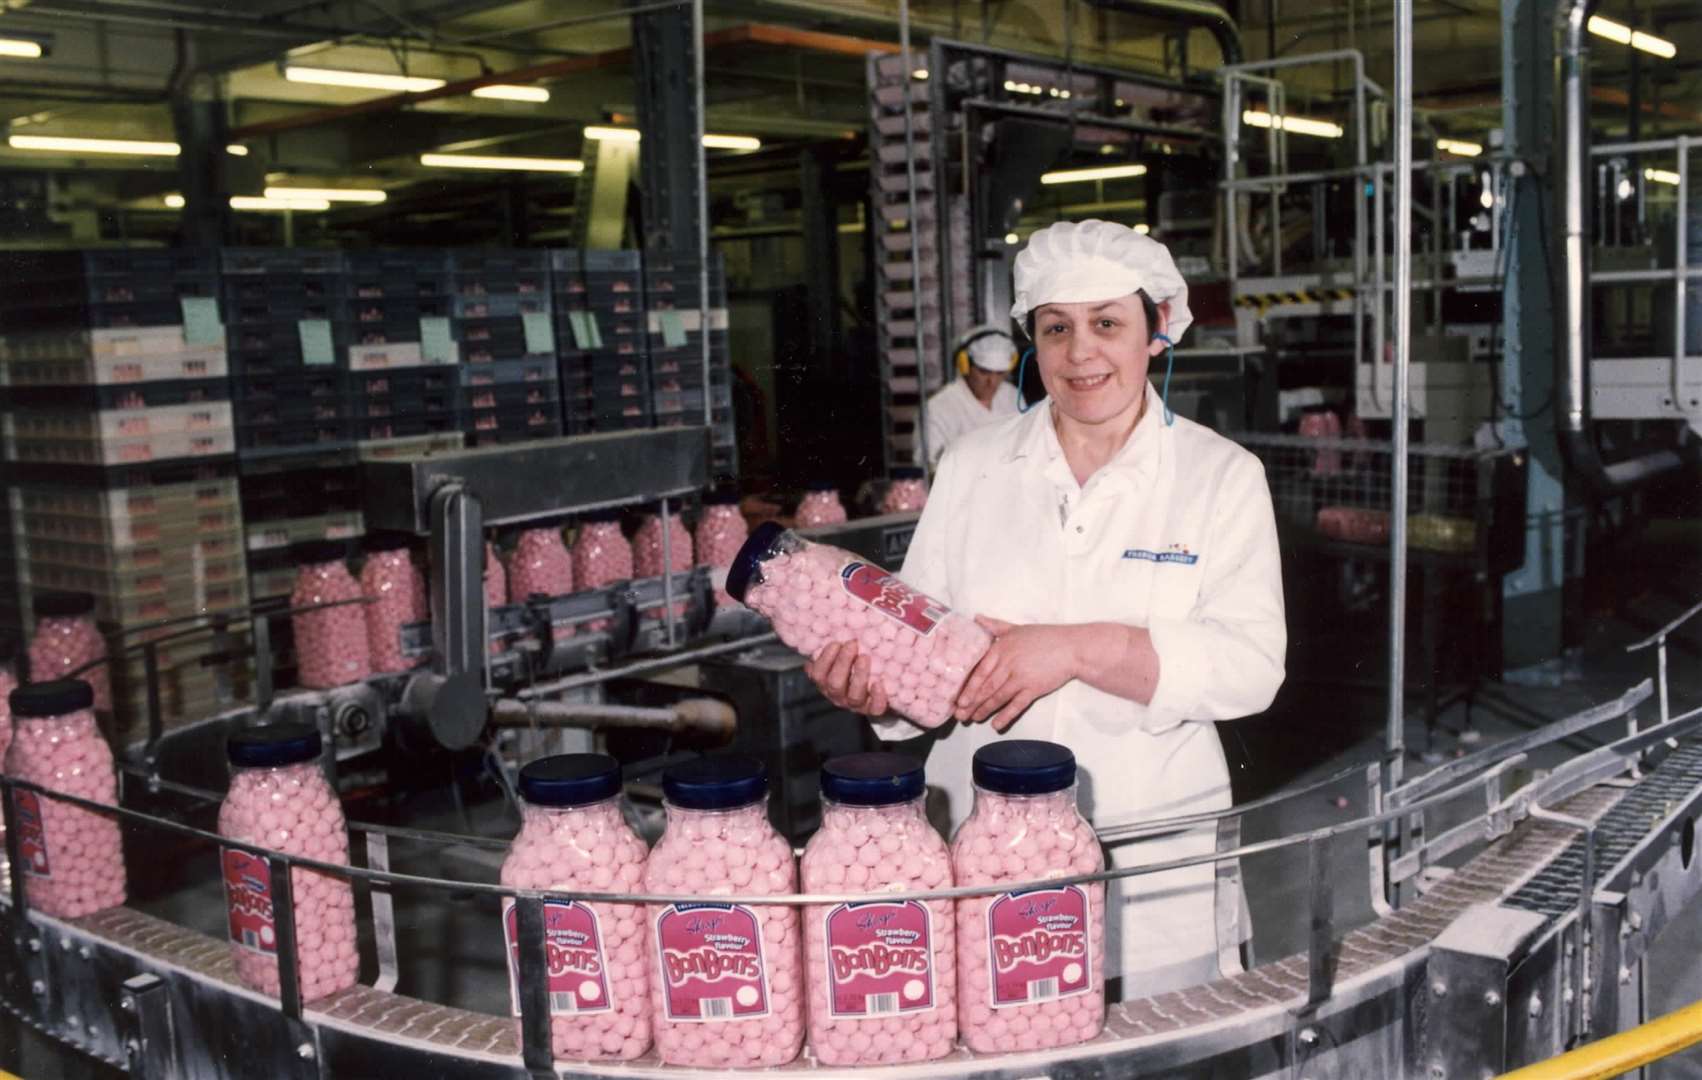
left=3, top=669, right=1701, bottom=1078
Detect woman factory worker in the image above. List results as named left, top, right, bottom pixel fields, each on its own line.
left=918, top=324, right=1022, bottom=467
left=808, top=219, right=1286, bottom=995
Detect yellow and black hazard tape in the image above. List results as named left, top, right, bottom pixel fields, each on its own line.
left=1234, top=287, right=1356, bottom=310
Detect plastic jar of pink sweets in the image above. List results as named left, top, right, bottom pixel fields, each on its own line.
left=726, top=524, right=991, bottom=729
left=953, top=740, right=1105, bottom=1053
left=4, top=679, right=126, bottom=918
left=643, top=755, right=803, bottom=1067
left=794, top=481, right=848, bottom=528
left=694, top=491, right=747, bottom=609
left=28, top=591, right=110, bottom=714
left=633, top=508, right=692, bottom=622
left=508, top=526, right=574, bottom=603
left=290, top=541, right=372, bottom=690
left=499, top=754, right=651, bottom=1062
left=360, top=533, right=427, bottom=675
left=0, top=637, right=17, bottom=772
left=217, top=721, right=359, bottom=1003
left=801, top=752, right=956, bottom=1065
left=485, top=542, right=507, bottom=608
left=880, top=466, right=930, bottom=514
left=572, top=512, right=634, bottom=634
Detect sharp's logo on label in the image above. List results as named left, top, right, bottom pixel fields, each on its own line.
left=1122, top=543, right=1198, bottom=565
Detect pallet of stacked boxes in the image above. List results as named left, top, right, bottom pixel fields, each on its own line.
left=643, top=249, right=736, bottom=476
left=550, top=249, right=650, bottom=436
left=447, top=250, right=562, bottom=446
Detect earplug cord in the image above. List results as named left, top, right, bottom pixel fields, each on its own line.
left=1155, top=332, right=1176, bottom=426
left=1016, top=347, right=1036, bottom=413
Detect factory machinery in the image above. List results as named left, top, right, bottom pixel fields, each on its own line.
left=0, top=424, right=1697, bottom=1078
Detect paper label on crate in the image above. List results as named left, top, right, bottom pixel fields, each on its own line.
left=566, top=311, right=604, bottom=351
left=502, top=898, right=615, bottom=1016
left=179, top=297, right=224, bottom=346
left=659, top=310, right=688, bottom=348
left=349, top=341, right=425, bottom=370
left=298, top=319, right=334, bottom=366
left=12, top=790, right=51, bottom=878
left=985, top=886, right=1092, bottom=1008
left=822, top=899, right=936, bottom=1019
left=654, top=902, right=771, bottom=1023
left=419, top=317, right=456, bottom=364
left=521, top=311, right=554, bottom=356
left=221, top=847, right=278, bottom=955
left=839, top=562, right=949, bottom=637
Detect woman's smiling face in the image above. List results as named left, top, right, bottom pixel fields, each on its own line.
left=1031, top=293, right=1169, bottom=429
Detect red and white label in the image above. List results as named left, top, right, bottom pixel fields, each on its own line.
left=502, top=899, right=615, bottom=1016
left=822, top=900, right=935, bottom=1019
left=12, top=790, right=51, bottom=878
left=654, top=902, right=770, bottom=1022
left=839, top=563, right=950, bottom=638
left=986, top=886, right=1092, bottom=1008
left=221, top=848, right=277, bottom=954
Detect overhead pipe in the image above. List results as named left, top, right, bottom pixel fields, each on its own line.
left=1083, top=0, right=1242, bottom=66
left=490, top=696, right=737, bottom=739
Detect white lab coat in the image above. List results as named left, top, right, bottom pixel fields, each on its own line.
left=880, top=387, right=1286, bottom=983
left=919, top=377, right=1020, bottom=468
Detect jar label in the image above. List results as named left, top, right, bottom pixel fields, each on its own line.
left=502, top=899, right=615, bottom=1016
left=12, top=790, right=51, bottom=878
left=221, top=847, right=277, bottom=954
left=986, top=885, right=1093, bottom=1007
left=840, top=562, right=949, bottom=638
left=654, top=902, right=770, bottom=1022
left=822, top=899, right=935, bottom=1019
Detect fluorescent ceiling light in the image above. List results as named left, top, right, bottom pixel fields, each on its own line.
left=230, top=195, right=331, bottom=212
left=1644, top=168, right=1680, bottom=186
left=0, top=38, right=44, bottom=59
left=264, top=186, right=387, bottom=203
left=419, top=152, right=584, bottom=172
left=1003, top=80, right=1043, bottom=95
left=1040, top=163, right=1148, bottom=185
left=1134, top=223, right=1151, bottom=235
left=912, top=69, right=928, bottom=80
left=1588, top=15, right=1675, bottom=58
left=163, top=194, right=185, bottom=209
left=284, top=66, right=446, bottom=92
left=584, top=125, right=642, bottom=143
left=1242, top=109, right=1343, bottom=139
left=472, top=84, right=550, bottom=103
left=1004, top=232, right=1020, bottom=244
left=701, top=133, right=762, bottom=151
left=9, top=134, right=180, bottom=156
left=226, top=144, right=249, bottom=156
left=1437, top=138, right=1483, bottom=157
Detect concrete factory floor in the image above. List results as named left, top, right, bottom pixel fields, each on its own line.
left=2, top=521, right=1699, bottom=1078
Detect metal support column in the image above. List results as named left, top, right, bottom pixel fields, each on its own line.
left=170, top=74, right=232, bottom=248
left=632, top=2, right=702, bottom=254
left=800, top=148, right=841, bottom=378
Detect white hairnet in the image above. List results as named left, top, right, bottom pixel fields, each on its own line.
left=1010, top=219, right=1193, bottom=343
left=955, top=324, right=1016, bottom=371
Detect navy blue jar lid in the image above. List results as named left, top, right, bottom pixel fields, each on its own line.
left=227, top=721, right=323, bottom=768
left=703, top=488, right=741, bottom=506
left=293, top=538, right=349, bottom=565
left=32, top=591, right=95, bottom=618
left=10, top=678, right=94, bottom=718
left=804, top=479, right=839, bottom=493
left=890, top=466, right=925, bottom=481
left=363, top=530, right=415, bottom=554
left=519, top=753, right=623, bottom=807
left=582, top=508, right=624, bottom=525
left=724, top=520, right=786, bottom=604
left=972, top=740, right=1076, bottom=795
left=663, top=754, right=769, bottom=810
left=821, top=752, right=925, bottom=806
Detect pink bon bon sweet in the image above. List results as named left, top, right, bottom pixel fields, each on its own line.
left=801, top=752, right=956, bottom=1066
left=216, top=722, right=359, bottom=1002
left=359, top=534, right=427, bottom=675
left=693, top=492, right=747, bottom=609
left=794, top=483, right=848, bottom=528
left=952, top=740, right=1105, bottom=1053
left=643, top=755, right=803, bottom=1067
left=289, top=541, right=372, bottom=690
left=499, top=753, right=651, bottom=1062
left=508, top=526, right=575, bottom=604
left=726, top=524, right=991, bottom=729
left=633, top=510, right=692, bottom=622
left=4, top=679, right=126, bottom=919
left=880, top=467, right=930, bottom=515
left=28, top=591, right=110, bottom=714
left=570, top=514, right=634, bottom=634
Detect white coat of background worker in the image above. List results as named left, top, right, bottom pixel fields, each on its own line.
left=808, top=219, right=1287, bottom=996
left=917, top=324, right=1021, bottom=468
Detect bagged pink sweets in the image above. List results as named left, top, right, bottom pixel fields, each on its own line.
left=289, top=540, right=372, bottom=690
left=508, top=526, right=574, bottom=603
left=693, top=492, right=747, bottom=609
left=794, top=482, right=848, bottom=528
left=360, top=534, right=427, bottom=675
left=801, top=752, right=956, bottom=1065
left=217, top=722, right=359, bottom=1002
left=643, top=755, right=803, bottom=1067
left=5, top=679, right=126, bottom=918
left=28, top=591, right=110, bottom=713
left=726, top=524, right=990, bottom=728
left=499, top=754, right=651, bottom=1062
left=880, top=466, right=929, bottom=514
left=953, top=740, right=1105, bottom=1053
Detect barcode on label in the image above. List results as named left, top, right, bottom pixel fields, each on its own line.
left=865, top=993, right=900, bottom=1015
left=1028, top=978, right=1059, bottom=1001
left=550, top=992, right=579, bottom=1014
left=699, top=998, right=734, bottom=1020
left=241, top=930, right=259, bottom=950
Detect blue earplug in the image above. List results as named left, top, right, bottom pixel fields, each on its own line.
left=1016, top=346, right=1036, bottom=413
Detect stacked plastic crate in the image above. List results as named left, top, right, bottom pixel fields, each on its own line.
left=551, top=250, right=650, bottom=436
left=343, top=249, right=463, bottom=445
left=447, top=250, right=561, bottom=446
left=644, top=249, right=736, bottom=477
left=0, top=249, right=250, bottom=739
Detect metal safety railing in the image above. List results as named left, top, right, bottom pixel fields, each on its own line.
left=1496, top=997, right=1702, bottom=1080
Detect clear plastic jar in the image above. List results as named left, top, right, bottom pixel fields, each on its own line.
left=508, top=526, right=574, bottom=604
left=290, top=540, right=372, bottom=690
left=726, top=524, right=991, bottom=728
left=643, top=755, right=803, bottom=1067
left=633, top=509, right=692, bottom=622
left=499, top=754, right=651, bottom=1062
left=0, top=637, right=17, bottom=779
left=217, top=722, right=359, bottom=1002
left=952, top=741, right=1105, bottom=1053
left=880, top=466, right=930, bottom=514
left=28, top=591, right=110, bottom=713
left=795, top=483, right=848, bottom=528
left=800, top=753, right=956, bottom=1065
left=359, top=534, right=427, bottom=675
left=693, top=492, right=747, bottom=609
left=484, top=542, right=507, bottom=608
left=571, top=513, right=634, bottom=634
left=4, top=679, right=126, bottom=918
